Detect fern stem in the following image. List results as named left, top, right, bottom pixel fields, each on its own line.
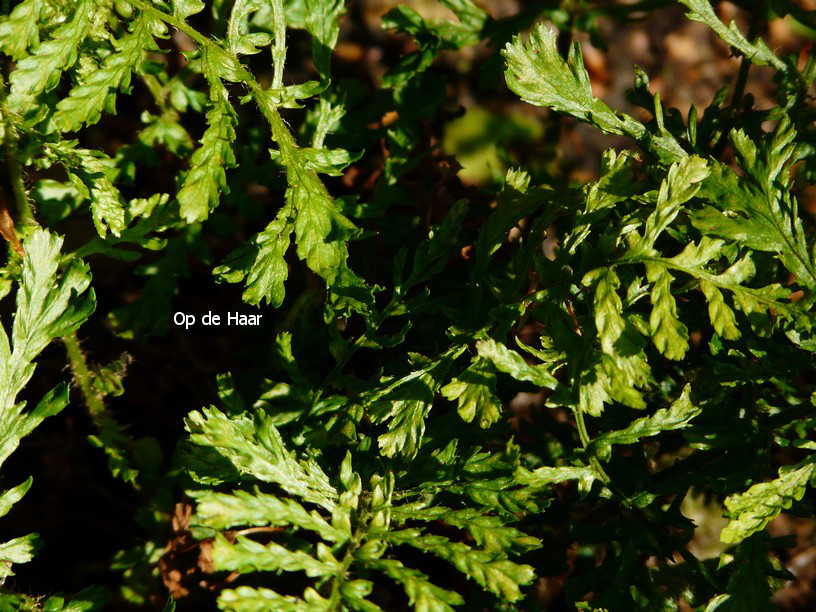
left=328, top=508, right=369, bottom=608
left=314, top=297, right=400, bottom=402
left=64, top=332, right=142, bottom=487
left=712, top=0, right=761, bottom=158
left=6, top=142, right=34, bottom=227
left=140, top=72, right=168, bottom=112
left=619, top=254, right=806, bottom=310
left=127, top=0, right=208, bottom=45
left=571, top=336, right=634, bottom=508
left=573, top=404, right=626, bottom=502
left=0, top=79, right=35, bottom=227
left=270, top=0, right=286, bottom=90
left=63, top=332, right=107, bottom=419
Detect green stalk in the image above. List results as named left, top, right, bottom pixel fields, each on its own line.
left=571, top=334, right=634, bottom=508
left=270, top=0, right=286, bottom=89
left=63, top=332, right=106, bottom=419
left=6, top=143, right=34, bottom=227
left=64, top=332, right=141, bottom=488
left=0, top=78, right=35, bottom=227
left=712, top=0, right=762, bottom=158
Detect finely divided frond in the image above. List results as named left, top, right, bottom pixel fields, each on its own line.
left=502, top=23, right=686, bottom=162
left=0, top=230, right=94, bottom=578
left=8, top=0, right=93, bottom=103
left=54, top=13, right=161, bottom=132
left=0, top=0, right=41, bottom=61
left=721, top=457, right=816, bottom=544
left=678, top=0, right=787, bottom=72
left=692, top=119, right=816, bottom=287
left=184, top=401, right=544, bottom=609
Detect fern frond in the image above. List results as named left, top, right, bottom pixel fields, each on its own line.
left=8, top=0, right=93, bottom=103
left=0, top=230, right=94, bottom=576
left=721, top=457, right=816, bottom=544
left=0, top=0, right=42, bottom=61
left=183, top=401, right=546, bottom=610
left=502, top=23, right=686, bottom=162
left=54, top=12, right=162, bottom=132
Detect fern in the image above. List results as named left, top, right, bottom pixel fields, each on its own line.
left=721, top=457, right=816, bottom=544
left=1, top=0, right=816, bottom=608
left=8, top=0, right=93, bottom=103
left=0, top=230, right=94, bottom=581
left=678, top=0, right=787, bottom=72
left=183, top=401, right=545, bottom=608
left=176, top=48, right=238, bottom=223
left=0, top=0, right=41, bottom=61
left=692, top=118, right=816, bottom=287
left=53, top=12, right=160, bottom=132
left=503, top=23, right=686, bottom=163
left=45, top=142, right=127, bottom=237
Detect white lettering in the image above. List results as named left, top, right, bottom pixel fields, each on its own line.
left=226, top=312, right=263, bottom=325
left=173, top=312, right=195, bottom=328
left=202, top=311, right=220, bottom=326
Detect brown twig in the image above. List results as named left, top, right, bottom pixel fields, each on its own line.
left=0, top=190, right=24, bottom=257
